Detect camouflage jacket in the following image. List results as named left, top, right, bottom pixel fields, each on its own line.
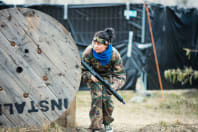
left=82, top=45, right=126, bottom=90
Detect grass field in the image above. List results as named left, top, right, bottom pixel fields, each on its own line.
left=0, top=89, right=198, bottom=132
left=76, top=89, right=198, bottom=131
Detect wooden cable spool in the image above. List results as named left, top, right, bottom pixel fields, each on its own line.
left=0, top=8, right=81, bottom=128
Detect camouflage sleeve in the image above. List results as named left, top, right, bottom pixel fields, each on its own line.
left=111, top=48, right=126, bottom=90
left=81, top=45, right=92, bottom=83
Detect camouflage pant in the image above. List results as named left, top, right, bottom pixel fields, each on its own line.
left=89, top=82, right=114, bottom=130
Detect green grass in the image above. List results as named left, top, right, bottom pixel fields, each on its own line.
left=1, top=89, right=198, bottom=132
left=149, top=90, right=198, bottom=116
left=114, top=89, right=198, bottom=117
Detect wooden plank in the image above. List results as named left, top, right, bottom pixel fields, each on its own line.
left=0, top=42, right=52, bottom=127
left=0, top=8, right=81, bottom=128
left=56, top=96, right=76, bottom=128
left=15, top=8, right=81, bottom=81
left=0, top=62, right=47, bottom=127
left=0, top=115, right=15, bottom=127
left=0, top=27, right=68, bottom=119
left=65, top=96, right=77, bottom=127
left=0, top=9, right=76, bottom=106
left=7, top=8, right=81, bottom=101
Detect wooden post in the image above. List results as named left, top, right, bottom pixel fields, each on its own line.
left=56, top=96, right=76, bottom=128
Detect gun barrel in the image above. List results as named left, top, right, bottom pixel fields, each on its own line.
left=81, top=60, right=125, bottom=104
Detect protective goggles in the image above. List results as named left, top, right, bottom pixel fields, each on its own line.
left=93, top=37, right=109, bottom=45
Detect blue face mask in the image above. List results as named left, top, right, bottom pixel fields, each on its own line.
left=92, top=44, right=113, bottom=66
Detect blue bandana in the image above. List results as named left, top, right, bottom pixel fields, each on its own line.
left=92, top=44, right=113, bottom=66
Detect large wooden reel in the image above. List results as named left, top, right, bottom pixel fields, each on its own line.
left=0, top=8, right=81, bottom=128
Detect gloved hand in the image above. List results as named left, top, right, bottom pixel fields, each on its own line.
left=106, top=89, right=112, bottom=95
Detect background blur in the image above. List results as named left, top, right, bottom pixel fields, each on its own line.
left=1, top=0, right=198, bottom=91
left=2, top=0, right=198, bottom=7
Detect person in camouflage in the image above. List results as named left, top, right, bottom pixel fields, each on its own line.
left=82, top=28, right=126, bottom=132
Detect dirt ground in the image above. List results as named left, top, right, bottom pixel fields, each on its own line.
left=0, top=89, right=197, bottom=132
left=76, top=89, right=198, bottom=132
